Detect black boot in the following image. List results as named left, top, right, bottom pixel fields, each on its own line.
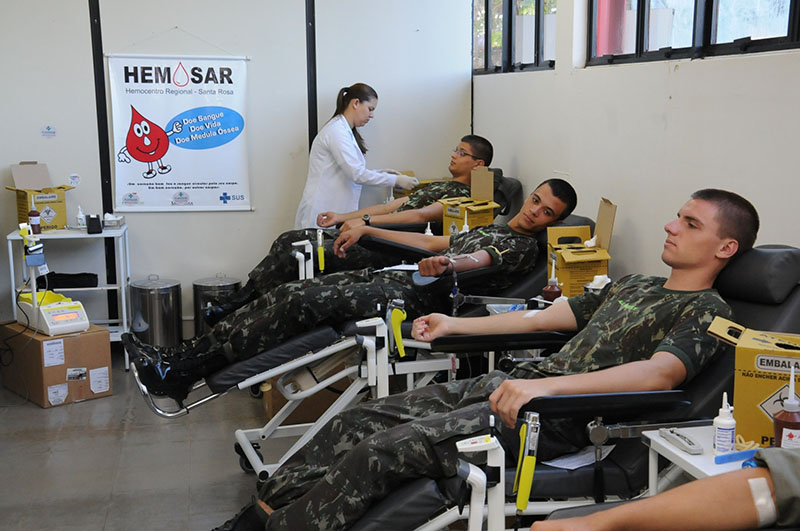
left=212, top=496, right=269, bottom=530
left=203, top=279, right=260, bottom=327
left=132, top=341, right=230, bottom=402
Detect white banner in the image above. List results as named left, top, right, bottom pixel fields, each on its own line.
left=108, top=54, right=250, bottom=211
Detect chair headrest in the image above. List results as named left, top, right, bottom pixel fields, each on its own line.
left=715, top=245, right=800, bottom=304
left=535, top=214, right=596, bottom=249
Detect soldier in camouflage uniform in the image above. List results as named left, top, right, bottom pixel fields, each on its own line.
left=125, top=180, right=577, bottom=403
left=211, top=189, right=759, bottom=531
left=205, top=135, right=493, bottom=323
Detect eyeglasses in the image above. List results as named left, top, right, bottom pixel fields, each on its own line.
left=453, top=148, right=481, bottom=160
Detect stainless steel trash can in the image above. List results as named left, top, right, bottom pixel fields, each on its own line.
left=193, top=274, right=241, bottom=336
left=129, top=274, right=182, bottom=347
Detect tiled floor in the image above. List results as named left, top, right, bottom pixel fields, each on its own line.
left=0, top=344, right=291, bottom=531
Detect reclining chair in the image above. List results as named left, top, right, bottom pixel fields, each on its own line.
left=351, top=244, right=800, bottom=531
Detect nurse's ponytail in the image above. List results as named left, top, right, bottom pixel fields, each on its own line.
left=332, top=83, right=378, bottom=154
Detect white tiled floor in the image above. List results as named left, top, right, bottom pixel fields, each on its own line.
left=0, top=344, right=290, bottom=531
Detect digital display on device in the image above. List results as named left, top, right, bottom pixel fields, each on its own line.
left=53, top=312, right=79, bottom=321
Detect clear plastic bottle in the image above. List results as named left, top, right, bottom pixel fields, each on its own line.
left=713, top=392, right=736, bottom=455
left=28, top=196, right=41, bottom=234
left=774, top=365, right=800, bottom=448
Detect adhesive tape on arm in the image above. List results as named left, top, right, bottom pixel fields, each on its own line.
left=748, top=476, right=777, bottom=528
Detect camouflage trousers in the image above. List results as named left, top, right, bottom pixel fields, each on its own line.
left=247, top=228, right=399, bottom=294
left=211, top=268, right=445, bottom=361
left=259, top=370, right=590, bottom=530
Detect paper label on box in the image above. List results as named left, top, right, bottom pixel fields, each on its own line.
left=758, top=385, right=800, bottom=421
left=90, top=366, right=110, bottom=394
left=66, top=367, right=87, bottom=381
left=42, top=339, right=65, bottom=367
left=48, top=383, right=68, bottom=405
left=446, top=206, right=461, bottom=216
left=40, top=205, right=57, bottom=223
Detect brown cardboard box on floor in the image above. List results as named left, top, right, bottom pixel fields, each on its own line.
left=0, top=323, right=112, bottom=408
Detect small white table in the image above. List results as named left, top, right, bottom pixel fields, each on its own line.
left=641, top=425, right=745, bottom=495
left=7, top=226, right=131, bottom=367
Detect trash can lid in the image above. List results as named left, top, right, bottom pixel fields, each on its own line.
left=194, top=274, right=241, bottom=288
left=130, top=274, right=181, bottom=292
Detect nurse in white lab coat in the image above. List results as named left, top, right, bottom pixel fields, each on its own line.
left=294, top=83, right=418, bottom=229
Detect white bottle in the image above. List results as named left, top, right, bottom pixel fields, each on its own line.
left=424, top=222, right=433, bottom=236
left=713, top=392, right=736, bottom=455
left=461, top=212, right=470, bottom=234
left=76, top=205, right=86, bottom=228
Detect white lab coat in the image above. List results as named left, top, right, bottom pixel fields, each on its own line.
left=294, top=115, right=398, bottom=229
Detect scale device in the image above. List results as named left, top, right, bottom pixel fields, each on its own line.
left=17, top=291, right=90, bottom=336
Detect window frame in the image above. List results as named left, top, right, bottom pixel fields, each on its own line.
left=586, top=0, right=800, bottom=66
left=473, top=0, right=557, bottom=75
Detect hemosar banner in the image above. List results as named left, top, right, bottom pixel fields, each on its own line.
left=108, top=54, right=249, bottom=211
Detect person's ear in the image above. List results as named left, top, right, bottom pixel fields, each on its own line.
left=717, top=238, right=739, bottom=260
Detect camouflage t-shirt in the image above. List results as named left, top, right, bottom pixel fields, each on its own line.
left=512, top=274, right=733, bottom=384
left=397, top=180, right=471, bottom=212
left=444, top=224, right=539, bottom=294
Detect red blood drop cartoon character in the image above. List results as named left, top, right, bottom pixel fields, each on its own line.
left=117, top=106, right=182, bottom=179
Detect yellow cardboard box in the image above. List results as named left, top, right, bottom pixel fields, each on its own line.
left=708, top=317, right=800, bottom=447
left=6, top=161, right=74, bottom=231
left=547, top=198, right=617, bottom=297
left=440, top=167, right=498, bottom=236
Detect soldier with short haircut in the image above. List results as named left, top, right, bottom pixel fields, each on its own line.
left=124, top=180, right=577, bottom=404
left=203, top=135, right=496, bottom=325
left=212, top=189, right=759, bottom=531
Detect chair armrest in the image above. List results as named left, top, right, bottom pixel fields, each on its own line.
left=520, top=390, right=690, bottom=418
left=357, top=235, right=437, bottom=262
left=430, top=331, right=575, bottom=352
left=372, top=221, right=443, bottom=235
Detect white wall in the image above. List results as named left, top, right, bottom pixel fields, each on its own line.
left=0, top=0, right=107, bottom=322
left=473, top=0, right=800, bottom=280
left=0, top=1, right=472, bottom=336
left=316, top=0, right=472, bottom=205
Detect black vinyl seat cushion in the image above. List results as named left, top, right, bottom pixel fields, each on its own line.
left=204, top=326, right=342, bottom=394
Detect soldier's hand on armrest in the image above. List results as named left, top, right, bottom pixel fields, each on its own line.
left=417, top=256, right=452, bottom=277
left=412, top=313, right=455, bottom=342
left=490, top=379, right=554, bottom=429
left=333, top=226, right=367, bottom=258
left=317, top=211, right=343, bottom=228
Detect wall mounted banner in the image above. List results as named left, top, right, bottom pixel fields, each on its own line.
left=108, top=54, right=250, bottom=211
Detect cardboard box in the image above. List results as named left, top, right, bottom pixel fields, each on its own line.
left=547, top=198, right=617, bottom=297
left=439, top=167, right=499, bottom=236
left=6, top=161, right=74, bottom=231
left=708, top=317, right=800, bottom=447
left=0, top=323, right=112, bottom=408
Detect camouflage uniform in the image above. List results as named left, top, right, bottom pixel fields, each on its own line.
left=247, top=180, right=471, bottom=293
left=257, top=274, right=733, bottom=530
left=212, top=224, right=538, bottom=361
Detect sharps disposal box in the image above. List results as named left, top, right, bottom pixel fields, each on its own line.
left=193, top=274, right=241, bottom=336
left=439, top=167, right=499, bottom=236
left=708, top=316, right=800, bottom=447
left=129, top=275, right=182, bottom=347
left=547, top=198, right=617, bottom=297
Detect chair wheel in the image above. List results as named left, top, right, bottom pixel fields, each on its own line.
left=240, top=455, right=255, bottom=473
left=234, top=442, right=244, bottom=457
left=249, top=384, right=263, bottom=399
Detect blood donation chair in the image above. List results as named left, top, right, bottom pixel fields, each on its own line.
left=350, top=244, right=800, bottom=531
left=129, top=213, right=595, bottom=486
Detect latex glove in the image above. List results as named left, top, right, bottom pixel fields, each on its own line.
left=394, top=174, right=419, bottom=191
